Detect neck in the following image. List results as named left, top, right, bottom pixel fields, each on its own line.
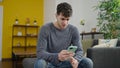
left=53, top=21, right=61, bottom=29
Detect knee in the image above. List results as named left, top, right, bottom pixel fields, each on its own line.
left=82, top=57, right=93, bottom=65
left=34, top=59, right=46, bottom=68
left=80, top=57, right=93, bottom=68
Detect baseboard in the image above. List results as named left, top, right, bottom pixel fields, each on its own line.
left=2, top=58, right=12, bottom=61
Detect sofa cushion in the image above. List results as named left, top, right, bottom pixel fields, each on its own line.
left=93, top=39, right=118, bottom=48
left=91, top=39, right=98, bottom=47
left=116, top=40, right=120, bottom=46
left=92, top=39, right=120, bottom=47
left=93, top=43, right=111, bottom=48
left=22, top=58, right=37, bottom=68
left=99, top=39, right=118, bottom=47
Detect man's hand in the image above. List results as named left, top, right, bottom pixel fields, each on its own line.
left=69, top=57, right=79, bottom=68
left=58, top=50, right=74, bottom=61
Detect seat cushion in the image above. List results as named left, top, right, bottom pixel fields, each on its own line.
left=22, top=58, right=37, bottom=68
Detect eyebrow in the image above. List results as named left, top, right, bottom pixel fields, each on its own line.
left=61, top=18, right=69, bottom=21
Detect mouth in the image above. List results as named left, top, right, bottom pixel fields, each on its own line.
left=62, top=24, right=65, bottom=26
left=62, top=23, right=66, bottom=26
left=62, top=24, right=66, bottom=28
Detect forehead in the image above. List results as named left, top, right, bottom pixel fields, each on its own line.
left=58, top=13, right=70, bottom=19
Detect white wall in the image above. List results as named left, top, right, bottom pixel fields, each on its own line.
left=44, top=0, right=99, bottom=33
left=0, top=0, right=2, bottom=2
left=44, top=0, right=56, bottom=24
left=0, top=6, right=3, bottom=61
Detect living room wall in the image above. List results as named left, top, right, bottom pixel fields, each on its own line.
left=0, top=0, right=44, bottom=59
left=44, top=0, right=120, bottom=33
left=44, top=0, right=99, bottom=33
left=0, top=0, right=120, bottom=59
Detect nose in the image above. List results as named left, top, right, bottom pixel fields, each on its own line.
left=63, top=20, right=68, bottom=24
left=62, top=21, right=67, bottom=26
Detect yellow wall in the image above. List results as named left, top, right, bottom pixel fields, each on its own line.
left=0, top=0, right=119, bottom=59
left=0, top=0, right=43, bottom=59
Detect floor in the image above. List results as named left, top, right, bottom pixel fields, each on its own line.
left=0, top=60, right=12, bottom=68
left=0, top=60, right=23, bottom=68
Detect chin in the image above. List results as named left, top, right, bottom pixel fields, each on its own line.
left=60, top=25, right=67, bottom=29
left=62, top=27, right=66, bottom=29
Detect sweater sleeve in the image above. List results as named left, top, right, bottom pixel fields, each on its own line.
left=71, top=27, right=83, bottom=62
left=36, top=26, right=61, bottom=65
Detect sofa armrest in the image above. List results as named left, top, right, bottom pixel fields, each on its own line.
left=87, top=47, right=120, bottom=68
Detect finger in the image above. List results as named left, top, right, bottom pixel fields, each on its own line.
left=69, top=53, right=75, bottom=56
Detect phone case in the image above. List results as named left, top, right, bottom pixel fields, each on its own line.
left=67, top=45, right=77, bottom=53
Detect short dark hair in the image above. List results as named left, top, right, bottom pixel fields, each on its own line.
left=57, top=2, right=73, bottom=17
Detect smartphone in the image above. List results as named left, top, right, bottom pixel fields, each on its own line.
left=67, top=45, right=77, bottom=53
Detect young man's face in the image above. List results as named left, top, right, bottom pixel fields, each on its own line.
left=56, top=13, right=70, bottom=29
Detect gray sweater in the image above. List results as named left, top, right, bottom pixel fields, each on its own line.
left=37, top=23, right=83, bottom=65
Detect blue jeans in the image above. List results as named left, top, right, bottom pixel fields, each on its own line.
left=34, top=57, right=93, bottom=68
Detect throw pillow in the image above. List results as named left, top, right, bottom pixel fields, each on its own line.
left=93, top=43, right=111, bottom=48
left=93, top=39, right=118, bottom=48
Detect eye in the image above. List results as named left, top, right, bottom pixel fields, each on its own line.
left=61, top=18, right=65, bottom=20
left=61, top=18, right=69, bottom=21
left=67, top=19, right=69, bottom=21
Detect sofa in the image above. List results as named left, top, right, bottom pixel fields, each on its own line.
left=87, top=39, right=120, bottom=68
left=23, top=39, right=120, bottom=68
left=22, top=39, right=93, bottom=68
left=22, top=58, right=37, bottom=68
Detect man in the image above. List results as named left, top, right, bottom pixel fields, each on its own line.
left=34, top=2, right=93, bottom=68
